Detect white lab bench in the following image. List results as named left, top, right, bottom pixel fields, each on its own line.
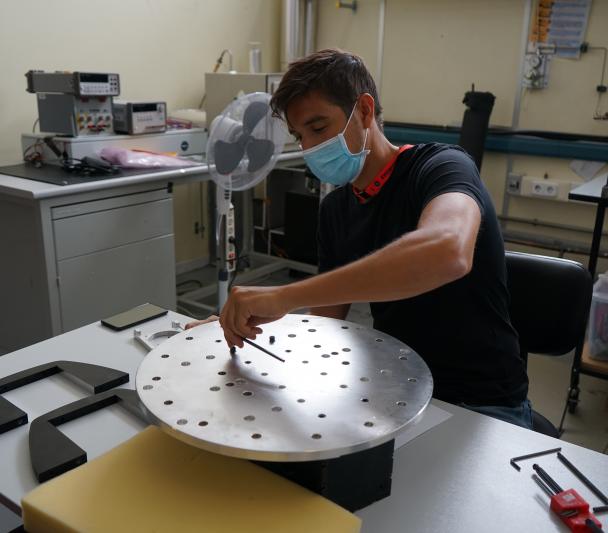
left=0, top=153, right=303, bottom=354
left=0, top=312, right=606, bottom=532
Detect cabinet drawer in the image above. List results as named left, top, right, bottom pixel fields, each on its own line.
left=53, top=198, right=173, bottom=260
left=57, top=234, right=176, bottom=332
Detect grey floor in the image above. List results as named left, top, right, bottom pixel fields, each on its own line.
left=178, top=262, right=608, bottom=455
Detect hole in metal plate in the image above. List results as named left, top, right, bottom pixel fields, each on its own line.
left=364, top=421, right=374, bottom=427
left=164, top=400, right=173, bottom=405
left=177, top=419, right=187, bottom=425
left=143, top=385, right=153, bottom=390
left=181, top=361, right=190, bottom=367
left=244, top=415, right=255, bottom=421
left=251, top=433, right=262, bottom=439
left=311, top=433, right=322, bottom=439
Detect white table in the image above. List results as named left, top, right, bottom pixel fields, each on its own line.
left=1, top=312, right=607, bottom=532
left=0, top=152, right=303, bottom=354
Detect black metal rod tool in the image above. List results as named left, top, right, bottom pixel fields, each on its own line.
left=533, top=464, right=564, bottom=495
left=532, top=473, right=556, bottom=498
left=242, top=338, right=285, bottom=363
left=586, top=518, right=603, bottom=533
left=557, top=452, right=608, bottom=505
left=509, top=447, right=561, bottom=471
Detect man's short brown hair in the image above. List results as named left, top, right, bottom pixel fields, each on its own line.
left=270, top=49, right=383, bottom=129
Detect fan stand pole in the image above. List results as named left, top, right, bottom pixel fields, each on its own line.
left=216, top=185, right=232, bottom=312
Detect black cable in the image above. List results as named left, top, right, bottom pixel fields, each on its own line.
left=589, top=46, right=608, bottom=118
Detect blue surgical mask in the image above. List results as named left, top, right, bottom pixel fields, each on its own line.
left=302, top=103, right=370, bottom=186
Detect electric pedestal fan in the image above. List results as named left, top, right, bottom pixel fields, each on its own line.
left=206, top=92, right=288, bottom=310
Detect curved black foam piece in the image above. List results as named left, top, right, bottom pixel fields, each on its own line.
left=0, top=361, right=129, bottom=435
left=29, top=388, right=146, bottom=482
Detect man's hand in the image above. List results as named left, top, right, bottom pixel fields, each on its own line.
left=220, top=286, right=292, bottom=348
left=184, top=314, right=219, bottom=330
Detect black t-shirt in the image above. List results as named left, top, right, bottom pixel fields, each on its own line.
left=317, top=143, right=528, bottom=407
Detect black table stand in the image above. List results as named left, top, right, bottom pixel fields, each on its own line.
left=559, top=178, right=608, bottom=433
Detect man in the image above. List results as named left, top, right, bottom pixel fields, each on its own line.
left=189, top=49, right=530, bottom=429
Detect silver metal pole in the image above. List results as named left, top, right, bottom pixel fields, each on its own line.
left=376, top=0, right=386, bottom=96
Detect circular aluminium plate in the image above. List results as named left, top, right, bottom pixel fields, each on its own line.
left=136, top=314, right=433, bottom=462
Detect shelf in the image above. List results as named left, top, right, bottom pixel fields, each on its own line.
left=581, top=343, right=608, bottom=377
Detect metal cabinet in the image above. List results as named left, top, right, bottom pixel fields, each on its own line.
left=0, top=182, right=176, bottom=352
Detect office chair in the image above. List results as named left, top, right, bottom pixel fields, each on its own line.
left=505, top=251, right=592, bottom=438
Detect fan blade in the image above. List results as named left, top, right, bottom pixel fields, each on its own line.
left=246, top=138, right=275, bottom=172
left=242, top=101, right=270, bottom=134
left=214, top=140, right=246, bottom=175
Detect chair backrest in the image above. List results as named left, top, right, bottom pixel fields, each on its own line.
left=505, top=251, right=592, bottom=357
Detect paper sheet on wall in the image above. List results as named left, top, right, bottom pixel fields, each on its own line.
left=570, top=160, right=607, bottom=181
left=394, top=403, right=452, bottom=450
left=529, top=0, right=592, bottom=58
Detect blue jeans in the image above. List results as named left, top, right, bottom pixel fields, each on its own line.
left=460, top=399, right=533, bottom=429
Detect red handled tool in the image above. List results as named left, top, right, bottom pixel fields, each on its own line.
left=532, top=464, right=603, bottom=532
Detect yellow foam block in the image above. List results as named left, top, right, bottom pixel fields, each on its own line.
left=22, top=426, right=361, bottom=533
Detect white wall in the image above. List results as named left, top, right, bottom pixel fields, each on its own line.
left=0, top=0, right=281, bottom=262
left=316, top=0, right=608, bottom=270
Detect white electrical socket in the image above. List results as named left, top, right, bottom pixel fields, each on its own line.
left=520, top=176, right=573, bottom=201
left=531, top=180, right=558, bottom=198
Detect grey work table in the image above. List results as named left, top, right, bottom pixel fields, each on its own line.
left=0, top=151, right=304, bottom=200
left=1, top=312, right=607, bottom=532
left=0, top=152, right=303, bottom=354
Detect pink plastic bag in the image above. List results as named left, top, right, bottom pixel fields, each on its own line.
left=100, top=147, right=201, bottom=168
